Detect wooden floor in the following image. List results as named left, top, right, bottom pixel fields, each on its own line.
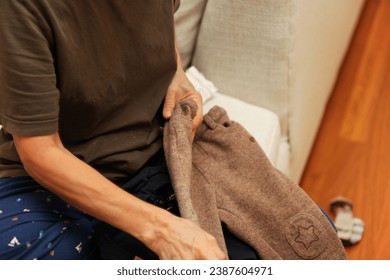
left=300, top=0, right=390, bottom=260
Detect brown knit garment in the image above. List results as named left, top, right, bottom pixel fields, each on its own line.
left=164, top=100, right=346, bottom=260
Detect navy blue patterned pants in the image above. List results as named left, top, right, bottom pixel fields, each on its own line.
left=0, top=176, right=98, bottom=260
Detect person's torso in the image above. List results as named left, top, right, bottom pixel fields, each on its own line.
left=0, top=0, right=178, bottom=181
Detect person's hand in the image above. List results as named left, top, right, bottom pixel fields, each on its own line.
left=163, top=67, right=203, bottom=138
left=147, top=214, right=227, bottom=260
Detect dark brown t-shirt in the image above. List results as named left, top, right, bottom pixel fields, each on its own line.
left=0, top=0, right=180, bottom=182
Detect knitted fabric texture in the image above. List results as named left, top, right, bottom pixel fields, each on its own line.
left=163, top=101, right=199, bottom=224
left=163, top=100, right=346, bottom=260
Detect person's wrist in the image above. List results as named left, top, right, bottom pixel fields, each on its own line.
left=135, top=206, right=174, bottom=250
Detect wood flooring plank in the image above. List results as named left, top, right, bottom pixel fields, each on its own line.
left=340, top=0, right=390, bottom=143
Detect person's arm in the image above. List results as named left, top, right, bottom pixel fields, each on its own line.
left=163, top=39, right=203, bottom=138
left=13, top=132, right=226, bottom=260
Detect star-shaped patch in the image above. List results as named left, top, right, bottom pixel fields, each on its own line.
left=295, top=225, right=319, bottom=249
left=286, top=214, right=327, bottom=259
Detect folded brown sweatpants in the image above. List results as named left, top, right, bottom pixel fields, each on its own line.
left=164, top=100, right=346, bottom=260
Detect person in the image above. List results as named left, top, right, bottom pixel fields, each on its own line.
left=0, top=0, right=227, bottom=260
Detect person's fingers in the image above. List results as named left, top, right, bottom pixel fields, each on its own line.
left=192, top=113, right=203, bottom=139
left=192, top=101, right=203, bottom=123
left=163, top=89, right=176, bottom=119
left=200, top=245, right=227, bottom=260
left=206, top=236, right=227, bottom=260
left=190, top=91, right=203, bottom=131
left=207, top=249, right=228, bottom=260
left=163, top=88, right=203, bottom=139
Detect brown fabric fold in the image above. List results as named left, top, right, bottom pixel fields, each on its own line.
left=163, top=101, right=199, bottom=225
left=164, top=100, right=346, bottom=259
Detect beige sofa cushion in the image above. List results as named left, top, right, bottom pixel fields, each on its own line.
left=192, top=0, right=293, bottom=135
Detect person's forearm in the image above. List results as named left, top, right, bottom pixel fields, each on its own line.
left=15, top=135, right=171, bottom=246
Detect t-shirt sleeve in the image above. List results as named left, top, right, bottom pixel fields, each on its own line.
left=173, top=0, right=181, bottom=13
left=0, top=1, right=59, bottom=136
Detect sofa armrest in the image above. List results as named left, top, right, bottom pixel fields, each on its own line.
left=288, top=0, right=364, bottom=182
